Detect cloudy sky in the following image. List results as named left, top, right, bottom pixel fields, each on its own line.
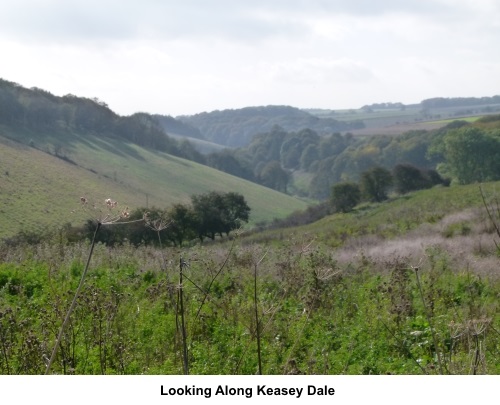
left=1, top=0, right=499, bottom=116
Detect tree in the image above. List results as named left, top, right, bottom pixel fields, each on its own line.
left=207, top=150, right=254, bottom=181
left=259, top=161, right=289, bottom=193
left=191, top=191, right=251, bottom=242
left=280, top=137, right=302, bottom=169
left=308, top=156, right=338, bottom=200
left=360, top=166, right=393, bottom=202
left=442, top=127, right=500, bottom=184
left=393, top=163, right=448, bottom=194
left=300, top=144, right=319, bottom=171
left=331, top=182, right=361, bottom=213
left=191, top=192, right=224, bottom=241
left=424, top=168, right=449, bottom=187
left=392, top=163, right=429, bottom=194
left=221, top=192, right=251, bottom=234
left=166, top=203, right=197, bottom=246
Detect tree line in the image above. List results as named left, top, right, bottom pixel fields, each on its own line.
left=176, top=105, right=365, bottom=147
left=0, top=79, right=204, bottom=163
left=204, top=117, right=500, bottom=200
left=420, top=96, right=500, bottom=110
left=330, top=163, right=448, bottom=213
left=86, top=191, right=251, bottom=246
left=203, top=124, right=441, bottom=199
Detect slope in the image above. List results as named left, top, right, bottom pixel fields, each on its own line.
left=176, top=105, right=364, bottom=147
left=0, top=130, right=309, bottom=240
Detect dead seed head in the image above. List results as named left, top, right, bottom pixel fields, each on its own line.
left=76, top=196, right=136, bottom=225
left=145, top=216, right=170, bottom=232
left=105, top=198, right=118, bottom=208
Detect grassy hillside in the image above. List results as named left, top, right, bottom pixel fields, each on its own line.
left=0, top=129, right=309, bottom=240
left=247, top=181, right=500, bottom=275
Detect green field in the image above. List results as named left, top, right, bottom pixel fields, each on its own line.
left=0, top=130, right=309, bottom=239
left=307, top=105, right=500, bottom=137
left=426, top=116, right=482, bottom=125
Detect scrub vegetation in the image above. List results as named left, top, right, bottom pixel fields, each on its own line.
left=1, top=182, right=499, bottom=375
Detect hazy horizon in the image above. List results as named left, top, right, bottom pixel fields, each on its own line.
left=1, top=0, right=499, bottom=117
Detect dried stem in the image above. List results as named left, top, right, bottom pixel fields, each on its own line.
left=45, top=221, right=101, bottom=374
left=479, top=185, right=500, bottom=251
left=179, top=257, right=189, bottom=375
left=414, top=267, right=446, bottom=374
left=253, top=249, right=268, bottom=375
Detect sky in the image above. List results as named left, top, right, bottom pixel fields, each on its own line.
left=1, top=0, right=499, bottom=117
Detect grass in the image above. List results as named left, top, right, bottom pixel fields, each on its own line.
left=309, top=105, right=500, bottom=137
left=253, top=181, right=500, bottom=245
left=0, top=181, right=499, bottom=375
left=0, top=130, right=309, bottom=239
left=1, top=233, right=499, bottom=374
left=426, top=116, right=482, bottom=125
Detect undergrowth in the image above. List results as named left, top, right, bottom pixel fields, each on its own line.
left=1, top=184, right=499, bottom=375
left=0, top=238, right=499, bottom=375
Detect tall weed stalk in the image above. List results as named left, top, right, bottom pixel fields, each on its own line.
left=179, top=257, right=189, bottom=375
left=44, top=222, right=101, bottom=374
left=253, top=249, right=268, bottom=375
left=479, top=185, right=500, bottom=252
left=414, top=267, right=446, bottom=374
left=45, top=198, right=140, bottom=374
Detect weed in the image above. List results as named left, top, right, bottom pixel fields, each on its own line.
left=44, top=197, right=143, bottom=374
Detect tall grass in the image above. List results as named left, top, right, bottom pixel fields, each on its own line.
left=1, top=184, right=500, bottom=375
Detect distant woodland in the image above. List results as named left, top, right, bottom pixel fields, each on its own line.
left=2, top=78, right=500, bottom=202
left=176, top=105, right=365, bottom=147
left=0, top=78, right=205, bottom=164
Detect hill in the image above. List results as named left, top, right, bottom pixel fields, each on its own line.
left=171, top=96, right=500, bottom=150
left=305, top=96, right=500, bottom=136
left=0, top=130, right=309, bottom=240
left=247, top=180, right=500, bottom=277
left=2, top=179, right=500, bottom=375
left=175, top=105, right=365, bottom=147
left=0, top=79, right=309, bottom=240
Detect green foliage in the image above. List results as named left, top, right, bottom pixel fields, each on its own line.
left=165, top=204, right=197, bottom=247
left=179, top=106, right=363, bottom=148
left=360, top=166, right=393, bottom=202
left=0, top=80, right=199, bottom=159
left=0, top=126, right=308, bottom=240
left=76, top=192, right=251, bottom=246
left=300, top=144, right=319, bottom=171
left=207, top=150, right=255, bottom=181
left=191, top=191, right=251, bottom=241
left=392, top=163, right=446, bottom=194
left=227, top=123, right=448, bottom=200
left=331, top=182, right=361, bottom=213
left=441, top=127, right=500, bottom=184
left=392, top=163, right=427, bottom=194
left=259, top=161, right=289, bottom=193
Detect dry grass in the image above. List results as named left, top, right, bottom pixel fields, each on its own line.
left=334, top=207, right=499, bottom=278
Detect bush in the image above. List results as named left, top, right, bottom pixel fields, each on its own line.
left=331, top=182, right=361, bottom=213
